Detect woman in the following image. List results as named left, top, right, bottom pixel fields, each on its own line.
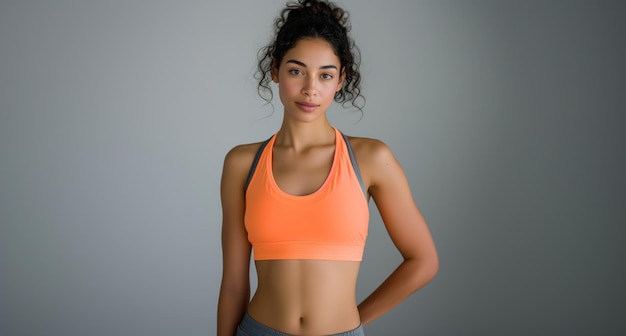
left=217, top=1, right=438, bottom=335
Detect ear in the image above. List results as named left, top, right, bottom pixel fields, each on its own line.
left=271, top=59, right=279, bottom=83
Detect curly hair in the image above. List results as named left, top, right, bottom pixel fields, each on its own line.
left=256, top=0, right=365, bottom=111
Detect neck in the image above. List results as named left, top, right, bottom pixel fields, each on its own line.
left=275, top=119, right=335, bottom=150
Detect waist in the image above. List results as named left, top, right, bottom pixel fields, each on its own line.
left=240, top=312, right=364, bottom=336
left=248, top=259, right=361, bottom=334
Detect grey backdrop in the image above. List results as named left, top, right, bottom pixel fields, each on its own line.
left=1, top=1, right=624, bottom=335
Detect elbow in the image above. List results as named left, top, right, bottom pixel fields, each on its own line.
left=406, top=252, right=439, bottom=291
left=424, top=243, right=440, bottom=281
left=426, top=254, right=439, bottom=282
left=426, top=248, right=440, bottom=281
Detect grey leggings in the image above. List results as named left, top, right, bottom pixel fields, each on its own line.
left=236, top=313, right=365, bottom=336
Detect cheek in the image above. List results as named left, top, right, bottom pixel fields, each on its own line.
left=278, top=78, right=301, bottom=94
left=322, top=83, right=339, bottom=98
left=278, top=81, right=293, bottom=96
left=277, top=81, right=299, bottom=104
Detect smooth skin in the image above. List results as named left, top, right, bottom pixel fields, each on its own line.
left=218, top=38, right=438, bottom=335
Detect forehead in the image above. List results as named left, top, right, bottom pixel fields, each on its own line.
left=281, top=38, right=340, bottom=67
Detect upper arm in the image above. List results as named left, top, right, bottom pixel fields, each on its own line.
left=220, top=145, right=255, bottom=290
left=357, top=139, right=438, bottom=266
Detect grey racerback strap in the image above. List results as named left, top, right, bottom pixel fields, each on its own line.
left=244, top=138, right=271, bottom=193
left=341, top=133, right=367, bottom=198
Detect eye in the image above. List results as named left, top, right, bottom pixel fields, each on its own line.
left=289, top=69, right=303, bottom=76
left=321, top=73, right=334, bottom=80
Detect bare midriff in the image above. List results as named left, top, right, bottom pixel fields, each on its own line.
left=247, top=259, right=362, bottom=335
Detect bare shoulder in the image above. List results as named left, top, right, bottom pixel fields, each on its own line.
left=344, top=135, right=400, bottom=190
left=222, top=141, right=266, bottom=172
left=345, top=135, right=395, bottom=166
left=220, top=140, right=269, bottom=193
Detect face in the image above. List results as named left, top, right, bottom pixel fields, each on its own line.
left=272, top=38, right=344, bottom=123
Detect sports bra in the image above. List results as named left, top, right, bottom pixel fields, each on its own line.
left=244, top=128, right=369, bottom=261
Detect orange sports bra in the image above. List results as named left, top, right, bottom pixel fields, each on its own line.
left=244, top=128, right=369, bottom=261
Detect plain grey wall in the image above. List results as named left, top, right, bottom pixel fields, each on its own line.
left=1, top=1, right=624, bottom=335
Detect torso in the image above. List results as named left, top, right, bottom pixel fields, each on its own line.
left=241, top=129, right=374, bottom=334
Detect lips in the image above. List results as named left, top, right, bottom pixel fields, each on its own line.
left=296, top=101, right=319, bottom=112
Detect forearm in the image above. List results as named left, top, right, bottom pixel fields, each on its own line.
left=357, top=257, right=438, bottom=325
left=217, top=285, right=249, bottom=336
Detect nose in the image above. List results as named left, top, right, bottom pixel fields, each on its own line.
left=301, top=76, right=318, bottom=96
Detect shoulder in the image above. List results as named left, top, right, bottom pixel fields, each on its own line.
left=221, top=140, right=269, bottom=187
left=223, top=141, right=267, bottom=169
left=344, top=135, right=395, bottom=165
left=344, top=135, right=399, bottom=189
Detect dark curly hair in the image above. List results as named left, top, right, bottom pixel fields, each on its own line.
left=256, top=0, right=364, bottom=111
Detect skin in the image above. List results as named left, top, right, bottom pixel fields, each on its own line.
left=217, top=38, right=439, bottom=335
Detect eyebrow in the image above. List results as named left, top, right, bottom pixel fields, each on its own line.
left=285, top=59, right=338, bottom=70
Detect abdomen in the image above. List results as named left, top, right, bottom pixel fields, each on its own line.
left=248, top=259, right=362, bottom=335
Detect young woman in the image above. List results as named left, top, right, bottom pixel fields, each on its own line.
left=217, top=1, right=438, bottom=335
